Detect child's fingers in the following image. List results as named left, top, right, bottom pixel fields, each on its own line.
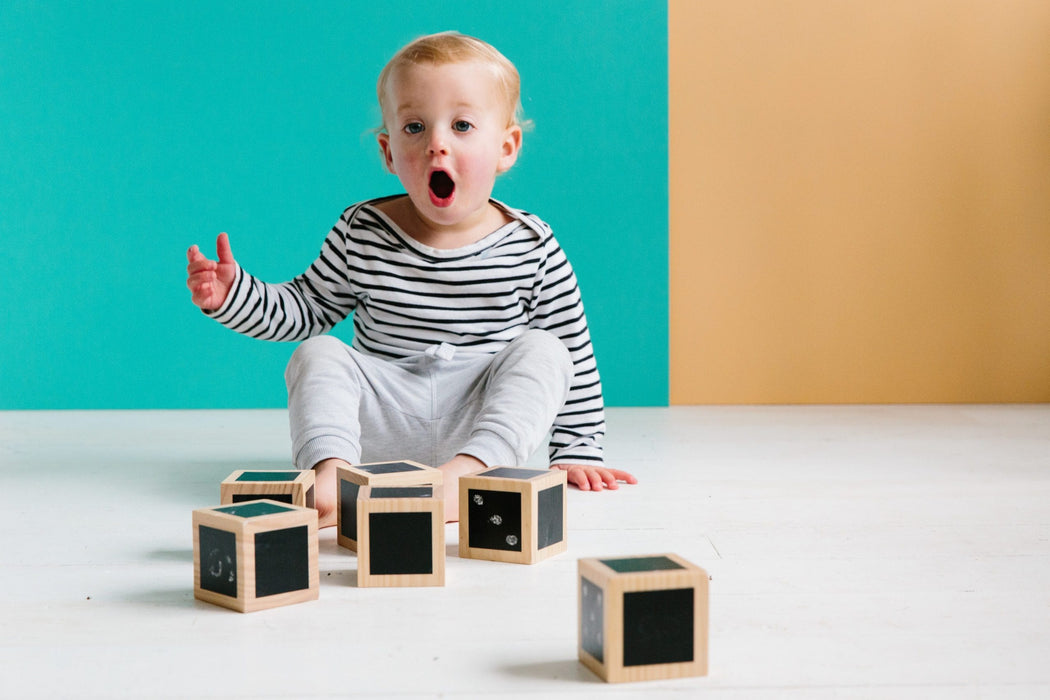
left=586, top=469, right=605, bottom=491
left=557, top=465, right=635, bottom=492
left=190, top=283, right=213, bottom=307
left=186, top=260, right=217, bottom=280
left=216, top=232, right=235, bottom=264
left=568, top=469, right=591, bottom=491
left=187, top=269, right=216, bottom=290
left=598, top=468, right=620, bottom=490
left=608, top=468, right=638, bottom=485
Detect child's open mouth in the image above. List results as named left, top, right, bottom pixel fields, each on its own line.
left=429, top=170, right=455, bottom=207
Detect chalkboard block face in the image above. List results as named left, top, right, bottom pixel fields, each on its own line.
left=480, top=467, right=546, bottom=481
left=580, top=577, right=604, bottom=663
left=231, top=492, right=294, bottom=505
left=622, top=587, right=694, bottom=667
left=368, top=512, right=433, bottom=575
left=339, top=480, right=361, bottom=541
left=537, top=484, right=564, bottom=549
left=215, top=501, right=296, bottom=519
left=601, top=555, right=685, bottom=574
left=468, top=488, right=522, bottom=551
left=199, top=525, right=237, bottom=598
left=371, top=486, right=434, bottom=498
left=358, top=461, right=425, bottom=475
left=236, top=471, right=300, bottom=482
left=254, top=525, right=310, bottom=597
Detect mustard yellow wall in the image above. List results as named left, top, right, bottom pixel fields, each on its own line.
left=670, top=0, right=1050, bottom=404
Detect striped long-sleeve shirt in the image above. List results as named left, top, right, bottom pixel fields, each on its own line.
left=206, top=197, right=605, bottom=466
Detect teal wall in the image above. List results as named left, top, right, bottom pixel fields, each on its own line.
left=1, top=1, right=667, bottom=409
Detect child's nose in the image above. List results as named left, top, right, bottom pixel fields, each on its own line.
left=427, top=131, right=449, bottom=156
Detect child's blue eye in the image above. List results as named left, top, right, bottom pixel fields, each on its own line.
left=404, top=122, right=424, bottom=135
left=453, top=121, right=473, bottom=133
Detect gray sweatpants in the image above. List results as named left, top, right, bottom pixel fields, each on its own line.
left=284, top=329, right=573, bottom=471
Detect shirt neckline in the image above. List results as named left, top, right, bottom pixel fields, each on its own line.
left=363, top=197, right=524, bottom=261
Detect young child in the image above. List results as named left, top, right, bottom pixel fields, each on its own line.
left=186, top=32, right=635, bottom=525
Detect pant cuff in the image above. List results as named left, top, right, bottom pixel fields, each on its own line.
left=293, top=435, right=360, bottom=471
left=459, top=429, right=520, bottom=468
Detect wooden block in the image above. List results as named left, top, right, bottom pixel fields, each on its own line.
left=578, top=553, right=709, bottom=683
left=336, top=461, right=442, bottom=551
left=355, top=485, right=445, bottom=587
left=458, top=467, right=567, bottom=565
left=220, top=469, right=315, bottom=508
left=192, top=500, right=319, bottom=613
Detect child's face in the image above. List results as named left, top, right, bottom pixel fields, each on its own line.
left=377, top=61, right=522, bottom=232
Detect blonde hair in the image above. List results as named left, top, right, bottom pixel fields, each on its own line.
left=377, top=32, right=526, bottom=131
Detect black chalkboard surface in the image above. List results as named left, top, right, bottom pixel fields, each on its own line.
left=479, top=467, right=545, bottom=480
left=601, top=555, right=685, bottom=573
left=580, top=577, right=605, bottom=663
left=199, top=525, right=237, bottom=598
left=339, top=480, right=361, bottom=541
left=370, top=487, right=434, bottom=499
left=368, top=512, right=432, bottom=575
left=357, top=461, right=424, bottom=474
left=536, top=484, right=564, bottom=549
left=231, top=493, right=294, bottom=505
left=236, top=471, right=299, bottom=482
left=254, top=525, right=310, bottom=597
left=622, top=587, right=694, bottom=667
left=467, top=488, right=522, bottom=551
left=215, top=501, right=295, bottom=519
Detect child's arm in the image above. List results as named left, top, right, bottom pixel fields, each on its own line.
left=525, top=222, right=636, bottom=491
left=185, top=208, right=360, bottom=342
left=186, top=233, right=237, bottom=311
left=554, top=464, right=638, bottom=491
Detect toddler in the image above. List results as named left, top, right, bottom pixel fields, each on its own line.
left=186, top=32, right=636, bottom=524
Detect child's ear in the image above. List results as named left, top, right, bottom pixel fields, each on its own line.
left=496, top=125, right=523, bottom=174
left=377, top=131, right=396, bottom=173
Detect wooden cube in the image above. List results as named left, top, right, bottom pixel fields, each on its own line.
left=578, top=553, right=709, bottom=683
left=220, top=469, right=315, bottom=508
left=193, top=500, right=319, bottom=613
left=355, top=485, right=445, bottom=587
left=458, top=467, right=567, bottom=565
left=336, top=461, right=442, bottom=551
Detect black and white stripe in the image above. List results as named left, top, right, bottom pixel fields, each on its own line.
left=207, top=198, right=605, bottom=466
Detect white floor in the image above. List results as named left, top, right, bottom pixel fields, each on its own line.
left=1, top=405, right=1048, bottom=699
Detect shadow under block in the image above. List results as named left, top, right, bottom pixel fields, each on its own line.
left=336, top=461, right=442, bottom=552
left=578, top=553, right=709, bottom=683
left=193, top=500, right=319, bottom=613
left=458, top=467, right=567, bottom=565
left=220, top=469, right=315, bottom=508
left=355, top=486, right=445, bottom=587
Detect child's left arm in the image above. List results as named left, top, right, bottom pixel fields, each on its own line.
left=528, top=218, right=636, bottom=492
left=554, top=464, right=638, bottom=492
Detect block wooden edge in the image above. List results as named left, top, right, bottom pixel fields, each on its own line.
left=458, top=469, right=567, bottom=565
left=527, top=469, right=567, bottom=564
left=335, top=470, right=359, bottom=552
left=337, top=461, right=443, bottom=487
left=219, top=469, right=315, bottom=508
left=577, top=554, right=710, bottom=683
left=357, top=488, right=445, bottom=587
left=192, top=501, right=319, bottom=613
left=458, top=472, right=528, bottom=563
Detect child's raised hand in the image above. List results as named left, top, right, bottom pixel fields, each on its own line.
left=554, top=464, right=638, bottom=492
left=186, top=233, right=237, bottom=311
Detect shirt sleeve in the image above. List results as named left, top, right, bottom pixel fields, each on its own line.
left=529, top=232, right=606, bottom=467
left=203, top=214, right=359, bottom=342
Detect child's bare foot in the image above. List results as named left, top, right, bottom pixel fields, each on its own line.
left=437, top=454, right=486, bottom=523
left=311, top=458, right=349, bottom=528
